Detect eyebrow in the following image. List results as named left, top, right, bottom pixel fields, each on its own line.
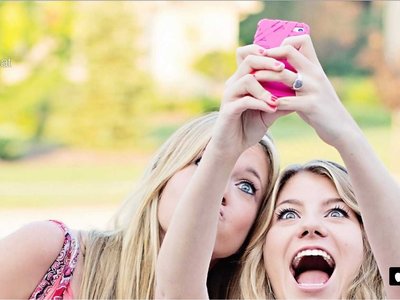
left=244, top=167, right=262, bottom=183
left=276, top=197, right=344, bottom=208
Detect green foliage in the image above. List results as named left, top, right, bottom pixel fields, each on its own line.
left=0, top=138, right=28, bottom=160
left=0, top=2, right=32, bottom=58
left=0, top=2, right=73, bottom=60
left=0, top=2, right=74, bottom=158
left=150, top=94, right=219, bottom=115
left=0, top=2, right=160, bottom=150
left=336, top=76, right=380, bottom=105
left=1, top=65, right=64, bottom=136
left=0, top=1, right=392, bottom=156
left=140, top=95, right=219, bottom=149
left=193, top=50, right=236, bottom=81
left=334, top=76, right=391, bottom=127
left=60, top=2, right=155, bottom=148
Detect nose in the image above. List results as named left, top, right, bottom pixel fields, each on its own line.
left=297, top=216, right=328, bottom=239
left=221, top=197, right=226, bottom=206
left=221, top=183, right=231, bottom=206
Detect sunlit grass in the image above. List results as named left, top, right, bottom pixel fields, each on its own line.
left=0, top=163, right=145, bottom=208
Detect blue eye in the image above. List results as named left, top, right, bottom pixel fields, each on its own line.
left=326, top=207, right=349, bottom=218
left=236, top=181, right=256, bottom=195
left=277, top=208, right=299, bottom=220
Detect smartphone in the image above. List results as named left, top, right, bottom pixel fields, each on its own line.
left=253, top=19, right=310, bottom=98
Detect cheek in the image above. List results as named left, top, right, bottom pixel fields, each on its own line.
left=345, top=223, right=363, bottom=251
left=343, top=225, right=364, bottom=269
left=230, top=202, right=259, bottom=233
left=263, top=228, right=283, bottom=270
left=263, top=229, right=285, bottom=294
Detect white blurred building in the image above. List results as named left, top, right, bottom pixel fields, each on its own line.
left=132, top=1, right=262, bottom=95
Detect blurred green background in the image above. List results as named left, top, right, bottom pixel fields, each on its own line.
left=1, top=1, right=400, bottom=210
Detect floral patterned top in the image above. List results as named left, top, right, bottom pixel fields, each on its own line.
left=29, top=220, right=80, bottom=300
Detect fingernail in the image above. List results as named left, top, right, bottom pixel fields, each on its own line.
left=268, top=103, right=277, bottom=110
left=271, top=95, right=278, bottom=101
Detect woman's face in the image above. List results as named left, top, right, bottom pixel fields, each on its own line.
left=158, top=144, right=270, bottom=260
left=263, top=171, right=363, bottom=299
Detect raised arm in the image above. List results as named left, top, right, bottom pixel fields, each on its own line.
left=267, top=34, right=400, bottom=298
left=155, top=45, right=285, bottom=299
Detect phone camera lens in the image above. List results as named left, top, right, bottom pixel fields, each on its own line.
left=293, top=27, right=304, bottom=32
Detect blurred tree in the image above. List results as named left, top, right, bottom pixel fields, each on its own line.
left=193, top=51, right=236, bottom=82
left=56, top=2, right=154, bottom=148
left=0, top=2, right=73, bottom=63
left=0, top=2, right=73, bottom=159
left=0, top=2, right=33, bottom=59
left=32, top=99, right=50, bottom=143
left=192, top=50, right=236, bottom=101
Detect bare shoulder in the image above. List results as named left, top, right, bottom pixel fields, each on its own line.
left=0, top=220, right=66, bottom=298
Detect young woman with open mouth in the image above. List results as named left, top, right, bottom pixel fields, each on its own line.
left=232, top=35, right=400, bottom=299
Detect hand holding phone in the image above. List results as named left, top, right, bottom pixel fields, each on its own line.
left=253, top=19, right=310, bottom=98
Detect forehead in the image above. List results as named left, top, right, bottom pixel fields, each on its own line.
left=277, top=171, right=340, bottom=205
left=234, top=144, right=269, bottom=179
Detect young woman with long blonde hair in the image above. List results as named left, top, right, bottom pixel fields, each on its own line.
left=234, top=160, right=385, bottom=299
left=232, top=34, right=400, bottom=299
left=0, top=45, right=282, bottom=299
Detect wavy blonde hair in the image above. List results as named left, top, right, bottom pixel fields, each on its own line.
left=78, top=112, right=279, bottom=299
left=229, top=160, right=385, bottom=299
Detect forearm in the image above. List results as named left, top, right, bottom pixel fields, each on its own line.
left=335, top=130, right=400, bottom=294
left=156, top=140, right=240, bottom=298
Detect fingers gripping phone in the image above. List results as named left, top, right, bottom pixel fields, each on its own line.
left=253, top=19, right=310, bottom=98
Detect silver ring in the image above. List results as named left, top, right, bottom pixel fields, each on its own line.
left=292, top=73, right=303, bottom=91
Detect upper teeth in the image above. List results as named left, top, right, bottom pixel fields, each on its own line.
left=292, top=249, right=334, bottom=268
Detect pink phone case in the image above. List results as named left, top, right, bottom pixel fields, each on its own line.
left=254, top=19, right=310, bottom=98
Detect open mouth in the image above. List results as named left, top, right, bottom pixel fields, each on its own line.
left=290, top=249, right=335, bottom=287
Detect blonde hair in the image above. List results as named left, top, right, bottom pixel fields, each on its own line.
left=230, top=160, right=385, bottom=299
left=78, top=112, right=279, bottom=299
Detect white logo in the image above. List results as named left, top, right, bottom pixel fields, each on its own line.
left=395, top=272, right=400, bottom=283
